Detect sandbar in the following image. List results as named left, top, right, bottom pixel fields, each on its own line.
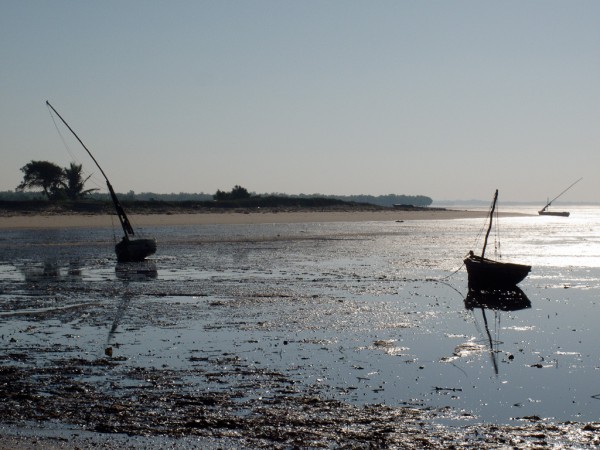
left=0, top=209, right=512, bottom=230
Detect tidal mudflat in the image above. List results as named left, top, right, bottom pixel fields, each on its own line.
left=1, top=211, right=600, bottom=448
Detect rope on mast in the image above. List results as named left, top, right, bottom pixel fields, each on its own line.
left=46, top=100, right=135, bottom=238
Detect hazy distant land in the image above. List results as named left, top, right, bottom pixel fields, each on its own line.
left=0, top=188, right=441, bottom=217
left=0, top=197, right=514, bottom=230
left=0, top=192, right=534, bottom=230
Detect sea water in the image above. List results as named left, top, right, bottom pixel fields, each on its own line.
left=1, top=205, right=600, bottom=426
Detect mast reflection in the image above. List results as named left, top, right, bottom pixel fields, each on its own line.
left=21, top=259, right=83, bottom=282
left=464, top=287, right=531, bottom=375
left=115, top=261, right=158, bottom=281
left=108, top=261, right=158, bottom=345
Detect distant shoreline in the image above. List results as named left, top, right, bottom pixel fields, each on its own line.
left=0, top=207, right=525, bottom=229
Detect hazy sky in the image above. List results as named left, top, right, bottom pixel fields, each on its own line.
left=2, top=1, right=599, bottom=202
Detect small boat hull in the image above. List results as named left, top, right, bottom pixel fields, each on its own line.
left=115, top=238, right=157, bottom=262
left=538, top=210, right=570, bottom=217
left=464, top=255, right=531, bottom=289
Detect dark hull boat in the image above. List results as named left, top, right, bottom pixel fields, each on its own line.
left=464, top=254, right=531, bottom=289
left=538, top=178, right=582, bottom=218
left=538, top=210, right=570, bottom=217
left=115, top=238, right=157, bottom=263
left=46, top=101, right=156, bottom=262
left=464, top=190, right=531, bottom=289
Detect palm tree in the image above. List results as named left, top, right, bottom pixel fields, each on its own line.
left=61, top=162, right=98, bottom=200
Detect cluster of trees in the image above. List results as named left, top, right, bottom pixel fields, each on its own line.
left=245, top=192, right=433, bottom=207
left=330, top=194, right=432, bottom=207
left=16, top=160, right=97, bottom=201
left=11, top=160, right=433, bottom=207
left=214, top=185, right=251, bottom=201
left=14, top=161, right=255, bottom=203
left=210, top=190, right=432, bottom=206
left=208, top=188, right=433, bottom=208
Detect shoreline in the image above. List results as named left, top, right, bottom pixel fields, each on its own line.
left=0, top=209, right=520, bottom=229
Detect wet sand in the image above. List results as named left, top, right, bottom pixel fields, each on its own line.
left=0, top=209, right=500, bottom=229
left=7, top=207, right=583, bottom=450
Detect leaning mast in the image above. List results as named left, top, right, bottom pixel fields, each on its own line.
left=45, top=100, right=135, bottom=239
left=540, top=177, right=583, bottom=212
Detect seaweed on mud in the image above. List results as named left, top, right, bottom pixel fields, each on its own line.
left=3, top=224, right=600, bottom=448
left=1, top=357, right=600, bottom=448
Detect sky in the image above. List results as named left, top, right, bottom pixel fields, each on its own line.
left=1, top=1, right=599, bottom=202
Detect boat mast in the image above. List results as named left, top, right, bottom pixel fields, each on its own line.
left=481, top=189, right=498, bottom=260
left=541, top=177, right=583, bottom=211
left=46, top=101, right=135, bottom=239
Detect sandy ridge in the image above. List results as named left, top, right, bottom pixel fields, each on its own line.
left=0, top=209, right=506, bottom=229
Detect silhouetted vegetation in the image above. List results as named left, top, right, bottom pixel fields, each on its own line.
left=0, top=189, right=433, bottom=210
left=5, top=172, right=434, bottom=209
left=62, top=162, right=97, bottom=200
left=17, top=161, right=65, bottom=200
left=214, top=185, right=251, bottom=201
left=209, top=195, right=350, bottom=209
left=16, top=160, right=97, bottom=201
left=0, top=196, right=372, bottom=215
left=331, top=194, right=432, bottom=207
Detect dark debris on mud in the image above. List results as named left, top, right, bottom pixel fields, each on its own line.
left=1, top=360, right=599, bottom=449
left=2, top=246, right=600, bottom=448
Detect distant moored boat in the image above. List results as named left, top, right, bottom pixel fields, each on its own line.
left=538, top=178, right=582, bottom=217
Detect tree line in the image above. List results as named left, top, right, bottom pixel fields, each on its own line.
left=10, top=160, right=432, bottom=207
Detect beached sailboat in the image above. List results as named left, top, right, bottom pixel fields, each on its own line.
left=464, top=190, right=531, bottom=288
left=46, top=101, right=156, bottom=262
left=538, top=178, right=582, bottom=217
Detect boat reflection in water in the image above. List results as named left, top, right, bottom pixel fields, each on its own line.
left=107, top=292, right=133, bottom=346
left=108, top=261, right=157, bottom=347
left=464, top=287, right=531, bottom=375
left=115, top=261, right=158, bottom=281
left=21, top=259, right=83, bottom=282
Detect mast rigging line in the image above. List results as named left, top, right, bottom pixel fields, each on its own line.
left=47, top=108, right=104, bottom=191
left=46, top=100, right=135, bottom=237
left=543, top=177, right=583, bottom=209
left=46, top=101, right=110, bottom=183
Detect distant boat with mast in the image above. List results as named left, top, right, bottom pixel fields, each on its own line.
left=46, top=101, right=157, bottom=262
left=538, top=178, right=582, bottom=217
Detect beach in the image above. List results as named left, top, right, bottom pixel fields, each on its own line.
left=0, top=208, right=501, bottom=229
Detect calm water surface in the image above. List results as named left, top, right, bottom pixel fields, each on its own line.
left=1, top=205, right=600, bottom=426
